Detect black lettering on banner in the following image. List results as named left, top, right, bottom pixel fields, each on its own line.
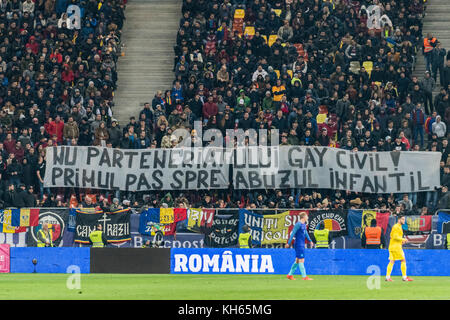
left=153, top=150, right=166, bottom=169
left=233, top=149, right=245, bottom=169
left=52, top=167, right=63, bottom=185
left=125, top=174, right=137, bottom=190
left=354, top=153, right=367, bottom=169
left=171, top=170, right=183, bottom=189
left=197, top=170, right=209, bottom=189
left=263, top=173, right=275, bottom=188
left=279, top=170, right=290, bottom=188
left=140, top=151, right=152, bottom=169
left=137, top=173, right=151, bottom=191
left=288, top=146, right=302, bottom=167
left=87, top=147, right=100, bottom=165
left=98, top=171, right=110, bottom=188
left=388, top=172, right=404, bottom=191
left=185, top=171, right=197, bottom=188
left=362, top=176, right=375, bottom=193
left=182, top=150, right=193, bottom=168
left=64, top=168, right=75, bottom=186
left=313, top=147, right=327, bottom=166
left=82, top=169, right=95, bottom=187
left=375, top=153, right=387, bottom=171
left=293, top=170, right=306, bottom=187
left=304, top=148, right=316, bottom=168
left=124, top=151, right=138, bottom=169
left=248, top=171, right=262, bottom=188
left=53, top=146, right=64, bottom=165
left=308, top=169, right=318, bottom=188
left=169, top=149, right=182, bottom=169
left=335, top=171, right=347, bottom=190
left=152, top=170, right=163, bottom=189
left=374, top=175, right=386, bottom=193
left=349, top=173, right=361, bottom=190
left=98, top=148, right=111, bottom=167
left=112, top=149, right=123, bottom=168
left=234, top=171, right=249, bottom=189
left=336, top=150, right=347, bottom=169
left=64, top=146, right=77, bottom=165
left=417, top=171, right=430, bottom=191
left=209, top=169, right=221, bottom=188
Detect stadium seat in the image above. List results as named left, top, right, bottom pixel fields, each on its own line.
left=234, top=9, right=245, bottom=20
left=349, top=61, right=361, bottom=74
left=244, top=26, right=255, bottom=38
left=262, top=35, right=267, bottom=43
left=316, top=113, right=327, bottom=124
left=268, top=35, right=278, bottom=47
left=272, top=9, right=282, bottom=16
left=287, top=70, right=293, bottom=79
left=363, top=61, right=373, bottom=76
left=274, top=69, right=280, bottom=79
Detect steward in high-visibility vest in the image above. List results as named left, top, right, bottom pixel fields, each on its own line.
left=37, top=223, right=53, bottom=247
left=362, top=219, right=385, bottom=249
left=89, top=224, right=108, bottom=248
left=423, top=36, right=437, bottom=54
left=238, top=225, right=252, bottom=248
left=313, top=222, right=330, bottom=248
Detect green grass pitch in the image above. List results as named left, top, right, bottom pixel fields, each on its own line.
left=1, top=274, right=449, bottom=300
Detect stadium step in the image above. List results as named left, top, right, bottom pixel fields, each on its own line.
left=412, top=0, right=450, bottom=99
left=113, top=0, right=180, bottom=124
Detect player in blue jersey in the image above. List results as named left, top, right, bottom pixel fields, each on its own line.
left=285, top=212, right=314, bottom=280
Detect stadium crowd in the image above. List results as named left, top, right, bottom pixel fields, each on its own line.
left=0, top=0, right=449, bottom=215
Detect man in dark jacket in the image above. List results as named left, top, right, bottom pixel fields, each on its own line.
left=431, top=42, right=447, bottom=87
left=23, top=186, right=37, bottom=207
left=107, top=119, right=122, bottom=147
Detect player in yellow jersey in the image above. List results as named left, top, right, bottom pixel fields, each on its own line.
left=385, top=215, right=413, bottom=282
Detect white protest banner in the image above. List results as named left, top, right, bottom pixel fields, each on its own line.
left=232, top=146, right=441, bottom=193
left=44, top=146, right=229, bottom=191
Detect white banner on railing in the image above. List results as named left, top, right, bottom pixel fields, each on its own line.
left=232, top=146, right=441, bottom=194
left=44, top=146, right=229, bottom=191
left=44, top=146, right=441, bottom=193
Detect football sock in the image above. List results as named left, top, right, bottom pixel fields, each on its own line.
left=386, top=261, right=394, bottom=279
left=288, top=262, right=298, bottom=276
left=401, top=261, right=407, bottom=279
left=299, top=263, right=307, bottom=278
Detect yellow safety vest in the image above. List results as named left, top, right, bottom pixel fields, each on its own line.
left=37, top=229, right=53, bottom=247
left=238, top=233, right=251, bottom=248
left=314, top=229, right=329, bottom=248
left=89, top=230, right=104, bottom=248
left=447, top=234, right=450, bottom=250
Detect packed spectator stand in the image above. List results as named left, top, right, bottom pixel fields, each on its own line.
left=0, top=0, right=449, bottom=215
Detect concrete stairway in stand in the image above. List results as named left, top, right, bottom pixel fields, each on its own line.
left=113, top=0, right=180, bottom=124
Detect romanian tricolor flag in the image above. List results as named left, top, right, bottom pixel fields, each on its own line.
left=0, top=210, right=27, bottom=233
left=11, top=209, right=40, bottom=227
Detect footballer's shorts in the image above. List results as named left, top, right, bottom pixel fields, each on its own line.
left=294, top=246, right=305, bottom=259
left=388, top=249, right=405, bottom=261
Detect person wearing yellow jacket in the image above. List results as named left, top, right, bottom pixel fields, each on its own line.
left=385, top=216, right=413, bottom=282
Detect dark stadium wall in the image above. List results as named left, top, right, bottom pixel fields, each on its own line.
left=90, top=248, right=171, bottom=273
left=10, top=248, right=90, bottom=273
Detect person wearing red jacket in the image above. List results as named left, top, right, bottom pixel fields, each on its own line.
left=3, top=133, right=16, bottom=154
left=202, top=95, right=218, bottom=119
left=61, top=64, right=74, bottom=85
left=47, top=115, right=65, bottom=143
left=25, top=36, right=39, bottom=55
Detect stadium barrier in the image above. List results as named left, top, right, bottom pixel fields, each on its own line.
left=90, top=248, right=170, bottom=274
left=10, top=247, right=90, bottom=273
left=170, top=248, right=450, bottom=276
